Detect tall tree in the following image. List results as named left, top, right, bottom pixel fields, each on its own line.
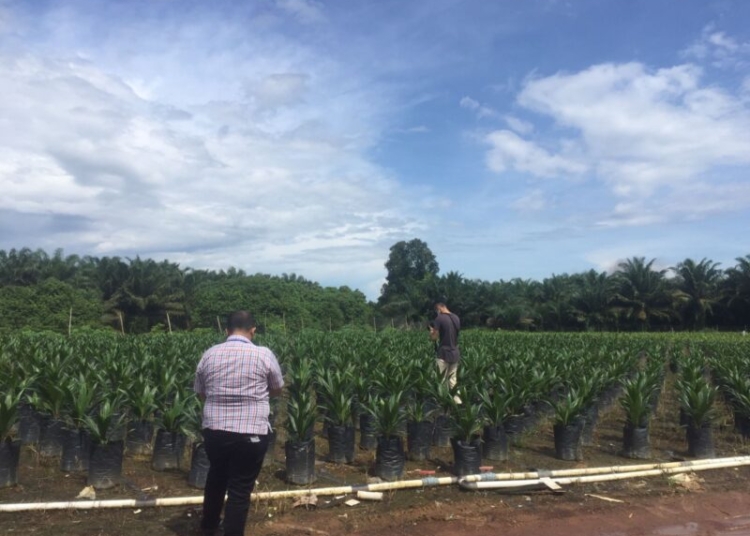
left=571, top=270, right=617, bottom=331
left=724, top=254, right=750, bottom=328
left=612, top=257, right=678, bottom=330
left=672, top=258, right=723, bottom=330
left=378, top=239, right=439, bottom=322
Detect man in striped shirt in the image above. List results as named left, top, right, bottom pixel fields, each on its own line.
left=194, top=310, right=284, bottom=536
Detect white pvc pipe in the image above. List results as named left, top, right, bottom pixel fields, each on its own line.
left=461, top=455, right=750, bottom=482
left=461, top=457, right=750, bottom=490
left=1, top=456, right=748, bottom=512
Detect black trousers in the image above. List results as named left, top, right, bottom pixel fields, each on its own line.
left=201, top=428, right=269, bottom=536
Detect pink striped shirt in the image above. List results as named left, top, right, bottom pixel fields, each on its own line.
left=194, top=335, right=284, bottom=435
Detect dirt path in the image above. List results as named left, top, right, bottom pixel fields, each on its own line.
left=249, top=463, right=750, bottom=536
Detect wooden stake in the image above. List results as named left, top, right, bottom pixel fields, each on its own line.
left=118, top=312, right=125, bottom=335
left=216, top=316, right=222, bottom=334
left=68, top=307, right=73, bottom=336
left=166, top=312, right=172, bottom=334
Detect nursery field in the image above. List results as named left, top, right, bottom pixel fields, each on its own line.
left=1, top=330, right=750, bottom=535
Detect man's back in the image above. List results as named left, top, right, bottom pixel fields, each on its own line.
left=194, top=335, right=283, bottom=435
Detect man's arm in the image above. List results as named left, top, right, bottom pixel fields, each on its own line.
left=429, top=326, right=439, bottom=341
left=267, top=351, right=285, bottom=398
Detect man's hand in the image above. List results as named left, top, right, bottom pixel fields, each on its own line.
left=429, top=327, right=438, bottom=341
left=269, top=387, right=283, bottom=398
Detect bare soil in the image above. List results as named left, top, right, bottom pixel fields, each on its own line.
left=2, top=383, right=750, bottom=536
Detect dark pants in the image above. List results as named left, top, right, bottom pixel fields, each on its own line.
left=201, top=428, right=269, bottom=536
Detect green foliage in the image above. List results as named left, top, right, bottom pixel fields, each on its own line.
left=64, top=374, right=99, bottom=429
left=620, top=372, right=656, bottom=427
left=449, top=390, right=486, bottom=442
left=3, top=245, right=750, bottom=331
left=286, top=391, right=317, bottom=443
left=679, top=380, right=718, bottom=427
left=365, top=393, right=405, bottom=438
left=0, top=387, right=23, bottom=441
left=82, top=397, right=125, bottom=444
left=156, top=391, right=194, bottom=434
left=551, top=389, right=586, bottom=426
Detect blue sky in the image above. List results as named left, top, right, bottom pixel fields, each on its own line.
left=1, top=0, right=750, bottom=299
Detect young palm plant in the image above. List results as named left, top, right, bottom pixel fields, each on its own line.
left=318, top=368, right=356, bottom=464
left=678, top=364, right=718, bottom=459
left=0, top=385, right=24, bottom=488
left=479, top=375, right=513, bottom=461
left=124, top=375, right=158, bottom=455
left=285, top=356, right=318, bottom=485
left=60, top=373, right=98, bottom=472
left=152, top=390, right=192, bottom=471
left=620, top=371, right=657, bottom=459
left=366, top=391, right=406, bottom=481
left=551, top=387, right=586, bottom=461
left=83, top=395, right=126, bottom=490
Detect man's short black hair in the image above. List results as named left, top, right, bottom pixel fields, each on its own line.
left=434, top=296, right=448, bottom=307
left=227, top=311, right=256, bottom=332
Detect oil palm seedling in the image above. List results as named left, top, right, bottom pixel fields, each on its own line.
left=620, top=371, right=657, bottom=459
left=60, top=373, right=98, bottom=472
left=0, top=385, right=24, bottom=488
left=184, top=397, right=210, bottom=489
left=446, top=386, right=486, bottom=476
left=317, top=367, right=356, bottom=464
left=36, top=376, right=69, bottom=458
left=82, top=395, right=126, bottom=489
left=152, top=390, right=192, bottom=471
left=284, top=391, right=318, bottom=485
left=365, top=391, right=406, bottom=481
left=679, top=378, right=718, bottom=458
left=123, top=375, right=158, bottom=455
left=551, top=387, right=587, bottom=461
left=479, top=375, right=514, bottom=461
left=404, top=362, right=438, bottom=461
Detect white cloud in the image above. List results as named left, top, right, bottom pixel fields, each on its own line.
left=516, top=62, right=750, bottom=197
left=460, top=95, right=499, bottom=119
left=596, top=181, right=750, bottom=228
left=682, top=25, right=750, bottom=70
left=275, top=0, right=325, bottom=24
left=247, top=73, right=310, bottom=109
left=485, top=130, right=587, bottom=178
left=511, top=189, right=546, bottom=212
left=504, top=115, right=534, bottom=135
left=0, top=37, right=423, bottom=298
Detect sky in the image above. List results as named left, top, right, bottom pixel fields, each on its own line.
left=1, top=0, right=750, bottom=300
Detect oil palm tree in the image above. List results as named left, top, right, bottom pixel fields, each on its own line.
left=571, top=270, right=617, bottom=331
left=612, top=257, right=679, bottom=330
left=672, top=258, right=723, bottom=330
left=724, top=255, right=750, bottom=327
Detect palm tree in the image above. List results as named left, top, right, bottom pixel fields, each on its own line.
left=539, top=274, right=575, bottom=330
left=571, top=270, right=617, bottom=331
left=612, top=257, right=679, bottom=330
left=672, top=258, right=723, bottom=330
left=724, top=255, right=750, bottom=328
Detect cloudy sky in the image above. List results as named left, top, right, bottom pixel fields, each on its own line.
left=2, top=0, right=750, bottom=299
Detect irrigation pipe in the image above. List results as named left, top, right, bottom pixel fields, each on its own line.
left=1, top=456, right=748, bottom=513
left=460, top=455, right=750, bottom=482
left=460, top=456, right=750, bottom=491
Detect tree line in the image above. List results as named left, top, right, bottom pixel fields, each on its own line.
left=378, top=239, right=750, bottom=332
left=0, top=248, right=370, bottom=333
left=1, top=242, right=749, bottom=333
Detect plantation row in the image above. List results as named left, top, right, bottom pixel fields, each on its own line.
left=0, top=331, right=749, bottom=490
